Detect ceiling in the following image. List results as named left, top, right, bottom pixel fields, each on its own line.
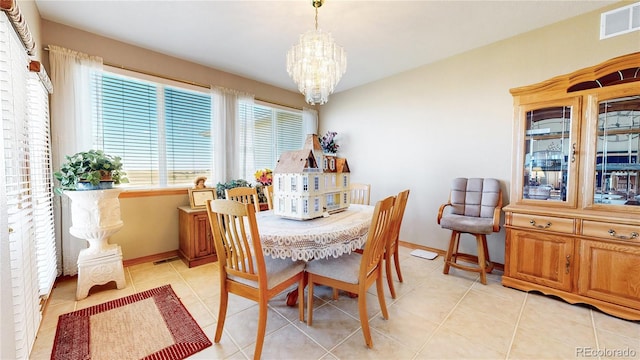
left=34, top=0, right=618, bottom=94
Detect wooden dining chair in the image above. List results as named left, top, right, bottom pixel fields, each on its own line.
left=385, top=189, right=410, bottom=299
left=262, top=185, right=274, bottom=210
left=225, top=186, right=261, bottom=213
left=306, top=195, right=395, bottom=348
left=206, top=199, right=305, bottom=360
left=350, top=183, right=371, bottom=205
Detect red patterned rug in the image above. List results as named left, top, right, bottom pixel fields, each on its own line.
left=51, top=285, right=212, bottom=360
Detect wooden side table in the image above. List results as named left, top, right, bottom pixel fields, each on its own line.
left=178, top=206, right=217, bottom=267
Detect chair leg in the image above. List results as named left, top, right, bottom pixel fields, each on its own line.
left=482, top=236, right=495, bottom=273
left=476, top=234, right=487, bottom=285
left=376, top=272, right=389, bottom=320
left=385, top=251, right=397, bottom=299
left=214, top=289, right=229, bottom=343
left=443, top=231, right=459, bottom=275
left=393, top=243, right=403, bottom=283
left=307, top=277, right=314, bottom=326
left=298, top=276, right=305, bottom=322
left=358, top=286, right=373, bottom=348
left=253, top=299, right=268, bottom=360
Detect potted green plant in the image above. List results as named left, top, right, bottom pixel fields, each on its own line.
left=54, top=149, right=128, bottom=195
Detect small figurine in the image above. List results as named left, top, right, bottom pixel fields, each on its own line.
left=193, top=176, right=207, bottom=189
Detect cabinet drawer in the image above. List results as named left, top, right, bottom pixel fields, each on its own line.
left=511, top=213, right=574, bottom=234
left=582, top=221, right=640, bottom=242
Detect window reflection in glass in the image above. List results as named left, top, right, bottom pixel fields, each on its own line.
left=595, top=95, right=640, bottom=205
left=523, top=106, right=572, bottom=201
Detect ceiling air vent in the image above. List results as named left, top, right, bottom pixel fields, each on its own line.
left=600, top=2, right=640, bottom=39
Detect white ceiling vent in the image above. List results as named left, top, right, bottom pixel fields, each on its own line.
left=600, top=2, right=640, bottom=39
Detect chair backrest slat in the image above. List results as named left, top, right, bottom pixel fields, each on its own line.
left=350, top=183, right=371, bottom=205
left=263, top=185, right=274, bottom=210
left=388, top=189, right=410, bottom=249
left=226, top=187, right=261, bottom=213
left=361, top=196, right=395, bottom=277
left=207, top=199, right=264, bottom=283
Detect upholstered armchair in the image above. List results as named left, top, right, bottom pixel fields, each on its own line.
left=437, top=178, right=502, bottom=284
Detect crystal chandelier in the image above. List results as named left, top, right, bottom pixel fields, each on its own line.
left=286, top=0, right=346, bottom=105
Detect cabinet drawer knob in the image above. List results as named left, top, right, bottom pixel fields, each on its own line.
left=608, top=229, right=639, bottom=240
left=530, top=219, right=552, bottom=229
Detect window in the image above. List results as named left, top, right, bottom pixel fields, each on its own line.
left=303, top=176, right=308, bottom=191
left=94, top=69, right=304, bottom=188
left=96, top=71, right=211, bottom=187
left=253, top=102, right=304, bottom=170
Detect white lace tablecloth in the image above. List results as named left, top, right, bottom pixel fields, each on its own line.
left=255, top=204, right=374, bottom=261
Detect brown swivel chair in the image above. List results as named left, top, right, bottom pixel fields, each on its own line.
left=437, top=178, right=502, bottom=285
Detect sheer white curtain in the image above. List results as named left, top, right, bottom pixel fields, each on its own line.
left=302, top=107, right=318, bottom=138
left=211, top=86, right=255, bottom=185
left=48, top=45, right=103, bottom=275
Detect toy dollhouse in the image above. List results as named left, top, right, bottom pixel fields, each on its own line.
left=272, top=135, right=351, bottom=220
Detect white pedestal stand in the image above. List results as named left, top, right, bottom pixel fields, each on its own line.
left=65, top=188, right=126, bottom=300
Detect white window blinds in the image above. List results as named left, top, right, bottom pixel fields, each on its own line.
left=164, top=87, right=212, bottom=185
left=253, top=102, right=304, bottom=170
left=1, top=11, right=56, bottom=359
left=98, top=73, right=159, bottom=185
left=96, top=71, right=212, bottom=187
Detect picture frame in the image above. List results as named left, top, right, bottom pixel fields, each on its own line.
left=188, top=188, right=217, bottom=209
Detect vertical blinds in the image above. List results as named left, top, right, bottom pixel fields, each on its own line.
left=1, top=12, right=57, bottom=359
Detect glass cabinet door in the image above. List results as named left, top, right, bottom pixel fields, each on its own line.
left=519, top=98, right=579, bottom=206
left=593, top=95, right=640, bottom=206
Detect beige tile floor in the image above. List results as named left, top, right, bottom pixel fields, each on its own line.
left=31, top=246, right=639, bottom=360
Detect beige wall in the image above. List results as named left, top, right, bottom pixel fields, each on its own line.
left=320, top=2, right=639, bottom=264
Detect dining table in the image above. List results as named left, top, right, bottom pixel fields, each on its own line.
left=253, top=204, right=375, bottom=305
left=255, top=204, right=374, bottom=261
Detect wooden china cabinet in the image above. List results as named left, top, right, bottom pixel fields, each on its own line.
left=503, top=52, right=640, bottom=320
left=178, top=206, right=217, bottom=267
